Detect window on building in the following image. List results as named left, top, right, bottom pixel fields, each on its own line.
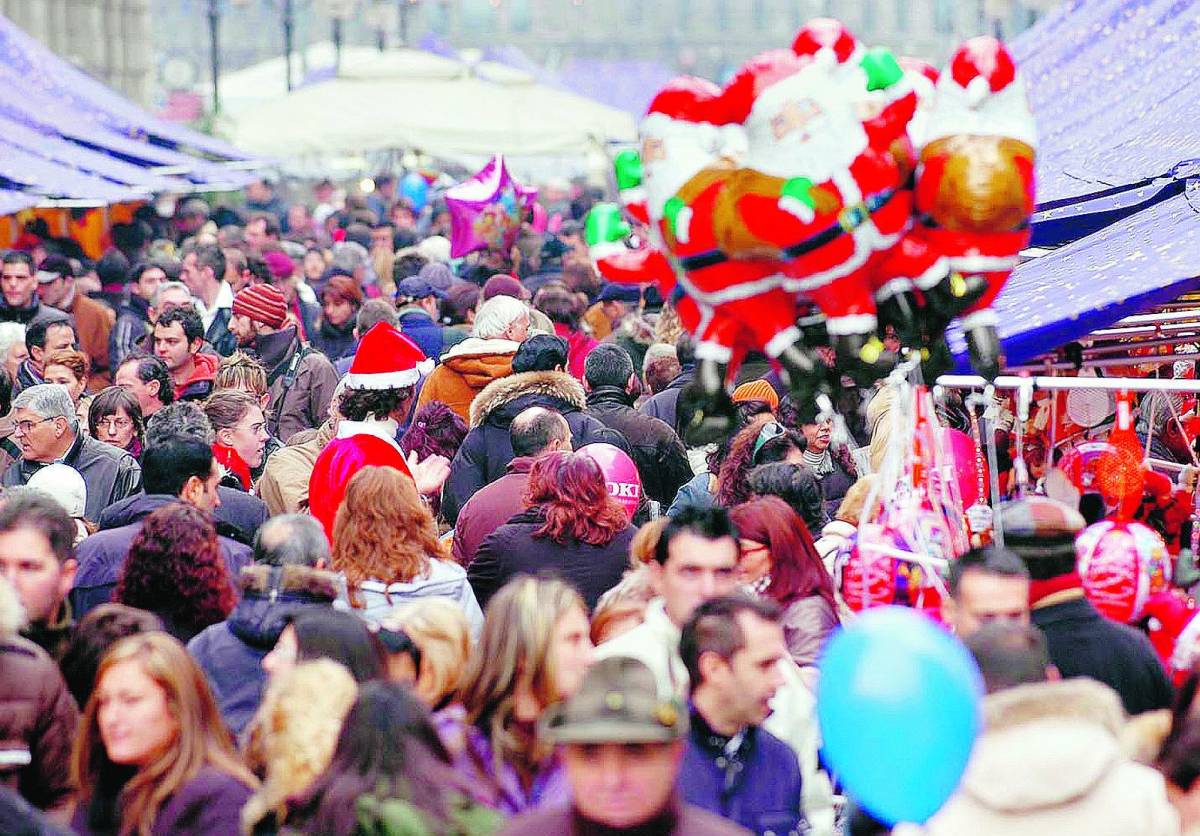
left=933, top=0, right=955, bottom=34
left=509, top=0, right=531, bottom=32
left=460, top=0, right=498, bottom=34
left=894, top=0, right=908, bottom=32
left=752, top=0, right=768, bottom=30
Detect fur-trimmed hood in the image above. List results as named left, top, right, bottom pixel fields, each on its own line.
left=960, top=678, right=1129, bottom=813
left=468, top=370, right=587, bottom=429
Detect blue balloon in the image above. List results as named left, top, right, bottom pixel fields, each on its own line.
left=817, top=607, right=983, bottom=826
left=400, top=172, right=429, bottom=212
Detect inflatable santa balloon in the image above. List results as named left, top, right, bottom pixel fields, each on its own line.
left=915, top=36, right=1037, bottom=379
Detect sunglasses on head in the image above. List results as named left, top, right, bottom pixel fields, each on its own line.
left=752, top=421, right=786, bottom=464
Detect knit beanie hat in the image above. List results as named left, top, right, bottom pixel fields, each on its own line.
left=998, top=496, right=1085, bottom=578
left=732, top=379, right=780, bottom=411
left=233, top=284, right=289, bottom=329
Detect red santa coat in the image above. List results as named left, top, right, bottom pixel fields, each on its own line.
left=309, top=419, right=414, bottom=542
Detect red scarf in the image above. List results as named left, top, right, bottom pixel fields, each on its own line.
left=213, top=442, right=252, bottom=491
left=1029, top=571, right=1083, bottom=607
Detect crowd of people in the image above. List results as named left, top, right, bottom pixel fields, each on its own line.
left=2, top=175, right=1200, bottom=836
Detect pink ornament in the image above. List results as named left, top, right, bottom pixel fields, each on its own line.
left=577, top=442, right=642, bottom=521
left=445, top=155, right=538, bottom=259
left=1076, top=520, right=1171, bottom=624
left=937, top=427, right=985, bottom=510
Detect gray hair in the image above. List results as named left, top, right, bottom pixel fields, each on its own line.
left=13, top=384, right=77, bottom=432
left=642, top=342, right=677, bottom=374
left=473, top=295, right=528, bottom=340
left=0, top=322, right=25, bottom=362
left=145, top=401, right=215, bottom=446
left=151, top=280, right=193, bottom=309
left=331, top=241, right=369, bottom=272
left=253, top=514, right=331, bottom=567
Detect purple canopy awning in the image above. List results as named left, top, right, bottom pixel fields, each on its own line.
left=1013, top=0, right=1200, bottom=208
left=0, top=13, right=251, bottom=162
left=950, top=193, right=1200, bottom=367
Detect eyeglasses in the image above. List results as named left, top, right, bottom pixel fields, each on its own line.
left=752, top=421, right=786, bottom=464
left=13, top=417, right=55, bottom=435
left=97, top=416, right=133, bottom=432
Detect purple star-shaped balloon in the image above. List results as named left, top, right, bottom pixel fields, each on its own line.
left=445, top=155, right=538, bottom=259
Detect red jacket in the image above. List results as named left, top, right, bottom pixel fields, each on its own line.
left=173, top=352, right=218, bottom=402
left=308, top=422, right=413, bottom=542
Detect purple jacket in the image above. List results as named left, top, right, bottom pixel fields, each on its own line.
left=71, top=767, right=252, bottom=836
left=451, top=457, right=534, bottom=567
left=434, top=705, right=570, bottom=816
left=679, top=709, right=805, bottom=836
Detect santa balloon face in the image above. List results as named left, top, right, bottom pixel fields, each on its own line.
left=743, top=69, right=868, bottom=183
left=639, top=117, right=723, bottom=222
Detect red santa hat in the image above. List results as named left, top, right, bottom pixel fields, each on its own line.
left=791, top=17, right=864, bottom=71
left=922, top=36, right=1035, bottom=148
left=719, top=50, right=812, bottom=126
left=641, top=76, right=726, bottom=138
left=343, top=322, right=433, bottom=390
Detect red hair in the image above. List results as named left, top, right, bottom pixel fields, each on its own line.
left=730, top=496, right=839, bottom=619
left=524, top=451, right=630, bottom=546
left=115, top=503, right=234, bottom=637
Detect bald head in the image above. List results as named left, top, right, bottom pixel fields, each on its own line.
left=253, top=514, right=331, bottom=567
left=510, top=406, right=571, bottom=458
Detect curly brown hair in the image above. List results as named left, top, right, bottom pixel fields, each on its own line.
left=114, top=504, right=234, bottom=639
left=715, top=416, right=806, bottom=508
left=332, top=467, right=448, bottom=607
left=524, top=451, right=630, bottom=546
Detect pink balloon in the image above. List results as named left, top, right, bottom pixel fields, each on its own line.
left=530, top=202, right=548, bottom=233
left=578, top=442, right=641, bottom=521
left=937, top=428, right=985, bottom=510
left=445, top=154, right=538, bottom=259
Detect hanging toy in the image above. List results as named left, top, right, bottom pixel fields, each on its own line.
left=1076, top=519, right=1171, bottom=624
left=914, top=36, right=1037, bottom=380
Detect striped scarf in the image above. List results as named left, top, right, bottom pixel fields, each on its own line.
left=803, top=448, right=834, bottom=477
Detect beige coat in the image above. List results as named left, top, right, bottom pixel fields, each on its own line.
left=920, top=678, right=1179, bottom=836
left=256, top=420, right=336, bottom=516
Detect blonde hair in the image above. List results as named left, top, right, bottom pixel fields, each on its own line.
left=215, top=351, right=268, bottom=398
left=591, top=567, right=656, bottom=645
left=457, top=576, right=586, bottom=775
left=629, top=517, right=668, bottom=566
left=71, top=633, right=257, bottom=836
left=44, top=348, right=89, bottom=384
left=241, top=660, right=357, bottom=834
left=836, top=475, right=880, bottom=525
left=866, top=385, right=896, bottom=472
left=332, top=467, right=448, bottom=607
left=379, top=599, right=471, bottom=710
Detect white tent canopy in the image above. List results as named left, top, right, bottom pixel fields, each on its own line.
left=225, top=46, right=635, bottom=161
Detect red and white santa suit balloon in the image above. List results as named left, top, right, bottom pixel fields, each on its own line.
left=714, top=49, right=913, bottom=375
left=915, top=36, right=1037, bottom=379
left=308, top=323, right=433, bottom=542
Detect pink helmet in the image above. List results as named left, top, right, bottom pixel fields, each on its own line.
left=578, top=443, right=641, bottom=521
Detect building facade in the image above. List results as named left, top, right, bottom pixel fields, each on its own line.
left=0, top=0, right=154, bottom=105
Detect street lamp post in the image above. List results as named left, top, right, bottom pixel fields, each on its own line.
left=207, top=0, right=221, bottom=114
left=283, top=0, right=296, bottom=91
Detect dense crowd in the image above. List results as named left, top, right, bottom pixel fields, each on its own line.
left=1, top=176, right=1199, bottom=836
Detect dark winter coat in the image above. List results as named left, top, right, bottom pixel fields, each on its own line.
left=680, top=710, right=805, bottom=836
left=469, top=507, right=635, bottom=610
left=100, top=486, right=268, bottom=547
left=1032, top=594, right=1173, bottom=716
left=499, top=796, right=749, bottom=836
left=585, top=385, right=692, bottom=506
left=310, top=317, right=357, bottom=363
left=70, top=494, right=252, bottom=619
left=1, top=432, right=141, bottom=521
left=109, top=293, right=152, bottom=369
left=397, top=307, right=446, bottom=362
left=451, top=456, right=534, bottom=567
left=187, top=565, right=342, bottom=736
left=254, top=328, right=339, bottom=444
left=205, top=307, right=237, bottom=357
left=71, top=766, right=253, bottom=836
left=441, top=371, right=632, bottom=525
left=0, top=636, right=79, bottom=814
left=640, top=365, right=695, bottom=439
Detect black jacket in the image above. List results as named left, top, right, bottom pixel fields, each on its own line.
left=441, top=371, right=632, bottom=525
left=585, top=385, right=692, bottom=506
left=109, top=294, right=151, bottom=369
left=1, top=434, right=141, bottom=521
left=468, top=507, right=635, bottom=611
left=639, top=366, right=694, bottom=439
left=1032, top=594, right=1173, bottom=716
left=98, top=486, right=268, bottom=546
